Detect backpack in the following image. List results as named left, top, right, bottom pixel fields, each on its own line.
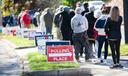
left=95, top=18, right=107, bottom=28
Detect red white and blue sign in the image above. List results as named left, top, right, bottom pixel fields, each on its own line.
left=47, top=45, right=74, bottom=62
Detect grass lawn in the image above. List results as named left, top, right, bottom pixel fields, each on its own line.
left=120, top=44, right=128, bottom=56
left=3, top=35, right=35, bottom=47
left=27, top=53, right=80, bottom=71
left=105, top=44, right=128, bottom=56
left=2, top=35, right=128, bottom=56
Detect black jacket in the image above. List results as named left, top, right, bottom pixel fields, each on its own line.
left=105, top=16, right=122, bottom=39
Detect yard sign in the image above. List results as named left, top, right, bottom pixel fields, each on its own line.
left=47, top=45, right=74, bottom=62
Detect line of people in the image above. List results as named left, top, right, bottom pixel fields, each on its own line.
left=54, top=2, right=123, bottom=69
left=0, top=1, right=123, bottom=69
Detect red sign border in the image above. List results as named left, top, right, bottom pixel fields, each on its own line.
left=47, top=45, right=75, bottom=63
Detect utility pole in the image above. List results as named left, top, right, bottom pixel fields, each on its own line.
left=123, top=0, right=128, bottom=44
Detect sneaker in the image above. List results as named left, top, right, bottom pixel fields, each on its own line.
left=110, top=64, right=118, bottom=69
left=103, top=59, right=107, bottom=64
left=86, top=59, right=93, bottom=63
left=117, top=64, right=123, bottom=68
left=94, top=58, right=101, bottom=64
left=80, top=54, right=84, bottom=58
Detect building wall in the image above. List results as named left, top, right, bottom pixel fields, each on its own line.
left=108, top=0, right=123, bottom=16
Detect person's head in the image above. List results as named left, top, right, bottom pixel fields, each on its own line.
left=89, top=6, right=95, bottom=12
left=83, top=2, right=88, bottom=9
left=101, top=4, right=106, bottom=10
left=25, top=10, right=29, bottom=13
left=76, top=1, right=82, bottom=7
left=75, top=7, right=82, bottom=14
left=94, top=10, right=102, bottom=19
left=101, top=8, right=108, bottom=14
left=110, top=6, right=120, bottom=21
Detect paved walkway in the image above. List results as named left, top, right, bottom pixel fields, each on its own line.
left=0, top=39, right=21, bottom=76
left=79, top=56, right=128, bottom=76
left=0, top=36, right=128, bottom=76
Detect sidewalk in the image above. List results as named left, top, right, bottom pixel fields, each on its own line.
left=1, top=39, right=128, bottom=76
left=0, top=39, right=21, bottom=76
left=15, top=46, right=128, bottom=76
left=80, top=58, right=128, bottom=76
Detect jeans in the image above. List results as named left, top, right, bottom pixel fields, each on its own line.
left=97, top=36, right=108, bottom=59
left=109, top=39, right=121, bottom=64
left=72, top=31, right=95, bottom=60
left=46, top=26, right=52, bottom=34
left=3, top=16, right=11, bottom=27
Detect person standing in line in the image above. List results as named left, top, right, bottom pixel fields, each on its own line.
left=43, top=8, right=53, bottom=34
left=85, top=6, right=97, bottom=57
left=39, top=9, right=47, bottom=34
left=2, top=6, right=11, bottom=27
left=105, top=6, right=123, bottom=69
left=59, top=6, right=72, bottom=41
left=69, top=9, right=75, bottom=45
left=81, top=2, right=89, bottom=16
left=33, top=8, right=41, bottom=27
left=71, top=7, right=94, bottom=62
left=93, top=10, right=102, bottom=59
left=53, top=6, right=63, bottom=40
left=18, top=8, right=25, bottom=28
left=94, top=9, right=108, bottom=63
left=21, top=10, right=31, bottom=28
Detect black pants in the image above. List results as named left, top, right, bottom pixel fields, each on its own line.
left=109, top=39, right=121, bottom=64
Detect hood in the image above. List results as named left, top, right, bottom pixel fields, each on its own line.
left=99, top=15, right=108, bottom=20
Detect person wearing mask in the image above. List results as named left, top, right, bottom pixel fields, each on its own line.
left=71, top=7, right=94, bottom=62
left=94, top=9, right=108, bottom=64
left=105, top=6, right=123, bottom=69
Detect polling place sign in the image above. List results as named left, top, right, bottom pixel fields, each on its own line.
left=47, top=46, right=74, bottom=62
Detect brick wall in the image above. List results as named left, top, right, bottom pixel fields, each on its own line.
left=108, top=0, right=123, bottom=16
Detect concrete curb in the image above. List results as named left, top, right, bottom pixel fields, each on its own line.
left=22, top=68, right=92, bottom=76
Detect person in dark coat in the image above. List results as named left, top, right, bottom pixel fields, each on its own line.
left=43, top=8, right=54, bottom=34
left=105, top=6, right=123, bottom=69
left=69, top=9, right=75, bottom=44
left=81, top=2, right=89, bottom=16
left=85, top=6, right=97, bottom=57
left=59, top=7, right=73, bottom=41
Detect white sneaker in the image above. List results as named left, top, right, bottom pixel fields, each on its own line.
left=94, top=58, right=101, bottom=64
left=103, top=59, right=107, bottom=64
